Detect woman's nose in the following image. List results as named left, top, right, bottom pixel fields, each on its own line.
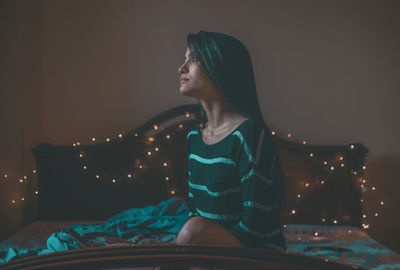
left=178, top=62, right=188, bottom=74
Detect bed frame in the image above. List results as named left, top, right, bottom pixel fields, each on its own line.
left=1, top=244, right=362, bottom=270
left=5, top=103, right=369, bottom=269
left=31, top=103, right=368, bottom=227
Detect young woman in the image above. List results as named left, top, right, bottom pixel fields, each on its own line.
left=176, top=31, right=287, bottom=255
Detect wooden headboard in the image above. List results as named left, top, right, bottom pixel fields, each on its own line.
left=31, top=103, right=368, bottom=227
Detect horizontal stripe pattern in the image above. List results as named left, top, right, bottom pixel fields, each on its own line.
left=243, top=201, right=278, bottom=212
left=186, top=122, right=286, bottom=251
left=196, top=208, right=241, bottom=220
left=189, top=153, right=236, bottom=167
left=189, top=181, right=241, bottom=196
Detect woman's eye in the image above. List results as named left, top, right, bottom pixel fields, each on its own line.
left=190, top=55, right=200, bottom=62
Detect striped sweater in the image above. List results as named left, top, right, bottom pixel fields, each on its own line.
left=186, top=119, right=286, bottom=252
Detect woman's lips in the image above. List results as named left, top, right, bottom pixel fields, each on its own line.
left=180, top=79, right=188, bottom=83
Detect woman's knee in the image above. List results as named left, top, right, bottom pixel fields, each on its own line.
left=177, top=216, right=208, bottom=244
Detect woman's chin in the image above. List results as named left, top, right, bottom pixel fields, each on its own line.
left=179, top=86, right=192, bottom=95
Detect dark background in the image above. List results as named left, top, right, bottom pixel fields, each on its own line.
left=1, top=0, right=399, bottom=252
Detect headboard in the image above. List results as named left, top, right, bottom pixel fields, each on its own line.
left=31, top=103, right=368, bottom=227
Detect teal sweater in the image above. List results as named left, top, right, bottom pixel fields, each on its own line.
left=186, top=119, right=286, bottom=252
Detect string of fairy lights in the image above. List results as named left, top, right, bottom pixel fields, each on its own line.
left=1, top=111, right=384, bottom=232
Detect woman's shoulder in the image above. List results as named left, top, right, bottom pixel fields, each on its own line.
left=238, top=118, right=264, bottom=139
left=237, top=118, right=275, bottom=153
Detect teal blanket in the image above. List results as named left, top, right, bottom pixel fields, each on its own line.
left=1, top=197, right=400, bottom=269
left=0, top=197, right=189, bottom=263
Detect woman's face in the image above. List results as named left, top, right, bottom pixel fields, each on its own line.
left=178, top=47, right=218, bottom=100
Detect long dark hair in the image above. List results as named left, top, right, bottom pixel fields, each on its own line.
left=186, top=30, right=287, bottom=214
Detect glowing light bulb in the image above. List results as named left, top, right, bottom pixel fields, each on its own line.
left=165, top=176, right=169, bottom=180
left=305, top=183, right=309, bottom=187
left=372, top=186, right=376, bottom=190
left=291, top=209, right=296, bottom=214
left=314, top=232, right=319, bottom=236
left=323, top=161, right=327, bottom=165
left=96, top=174, right=100, bottom=179
left=155, top=147, right=159, bottom=151
left=185, top=112, right=190, bottom=117
left=12, top=200, right=15, bottom=204
left=166, top=134, right=171, bottom=139
left=380, top=201, right=384, bottom=205
left=341, top=163, right=344, bottom=167
left=333, top=220, right=337, bottom=224
left=375, top=213, right=378, bottom=216
left=79, top=154, right=83, bottom=158
left=309, top=153, right=314, bottom=157
left=271, top=131, right=275, bottom=135
left=128, top=174, right=132, bottom=178
left=350, top=145, right=354, bottom=149
left=92, top=137, right=96, bottom=142
left=134, top=133, right=138, bottom=137
left=118, top=134, right=123, bottom=138
left=163, top=162, right=168, bottom=167
left=154, top=125, right=158, bottom=130
left=148, top=152, right=151, bottom=155
left=148, top=137, right=154, bottom=142
left=170, top=190, right=175, bottom=194
left=33, top=170, right=36, bottom=173
left=83, top=166, right=87, bottom=170
left=106, top=138, right=110, bottom=142
left=35, top=191, right=39, bottom=194
left=287, top=133, right=292, bottom=138
left=321, top=180, right=325, bottom=184
left=363, top=214, right=366, bottom=218
left=363, top=165, right=366, bottom=170
left=21, top=197, right=24, bottom=201
left=322, top=218, right=326, bottom=222
left=297, top=194, right=301, bottom=198
left=302, top=140, right=307, bottom=145
left=112, top=179, right=116, bottom=183
left=339, top=156, right=343, bottom=160
left=179, top=124, right=183, bottom=128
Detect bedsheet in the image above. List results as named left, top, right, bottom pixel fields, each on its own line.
left=0, top=197, right=399, bottom=269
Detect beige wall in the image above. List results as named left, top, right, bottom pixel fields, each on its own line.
left=1, top=0, right=399, bottom=252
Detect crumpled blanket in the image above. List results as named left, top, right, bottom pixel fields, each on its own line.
left=0, top=196, right=189, bottom=264
left=1, top=197, right=400, bottom=270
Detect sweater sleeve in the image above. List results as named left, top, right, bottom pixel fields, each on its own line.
left=229, top=125, right=283, bottom=245
left=186, top=130, right=199, bottom=218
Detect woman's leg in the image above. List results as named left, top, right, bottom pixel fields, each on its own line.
left=176, top=216, right=243, bottom=270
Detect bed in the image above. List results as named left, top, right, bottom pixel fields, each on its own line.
left=0, top=103, right=399, bottom=270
